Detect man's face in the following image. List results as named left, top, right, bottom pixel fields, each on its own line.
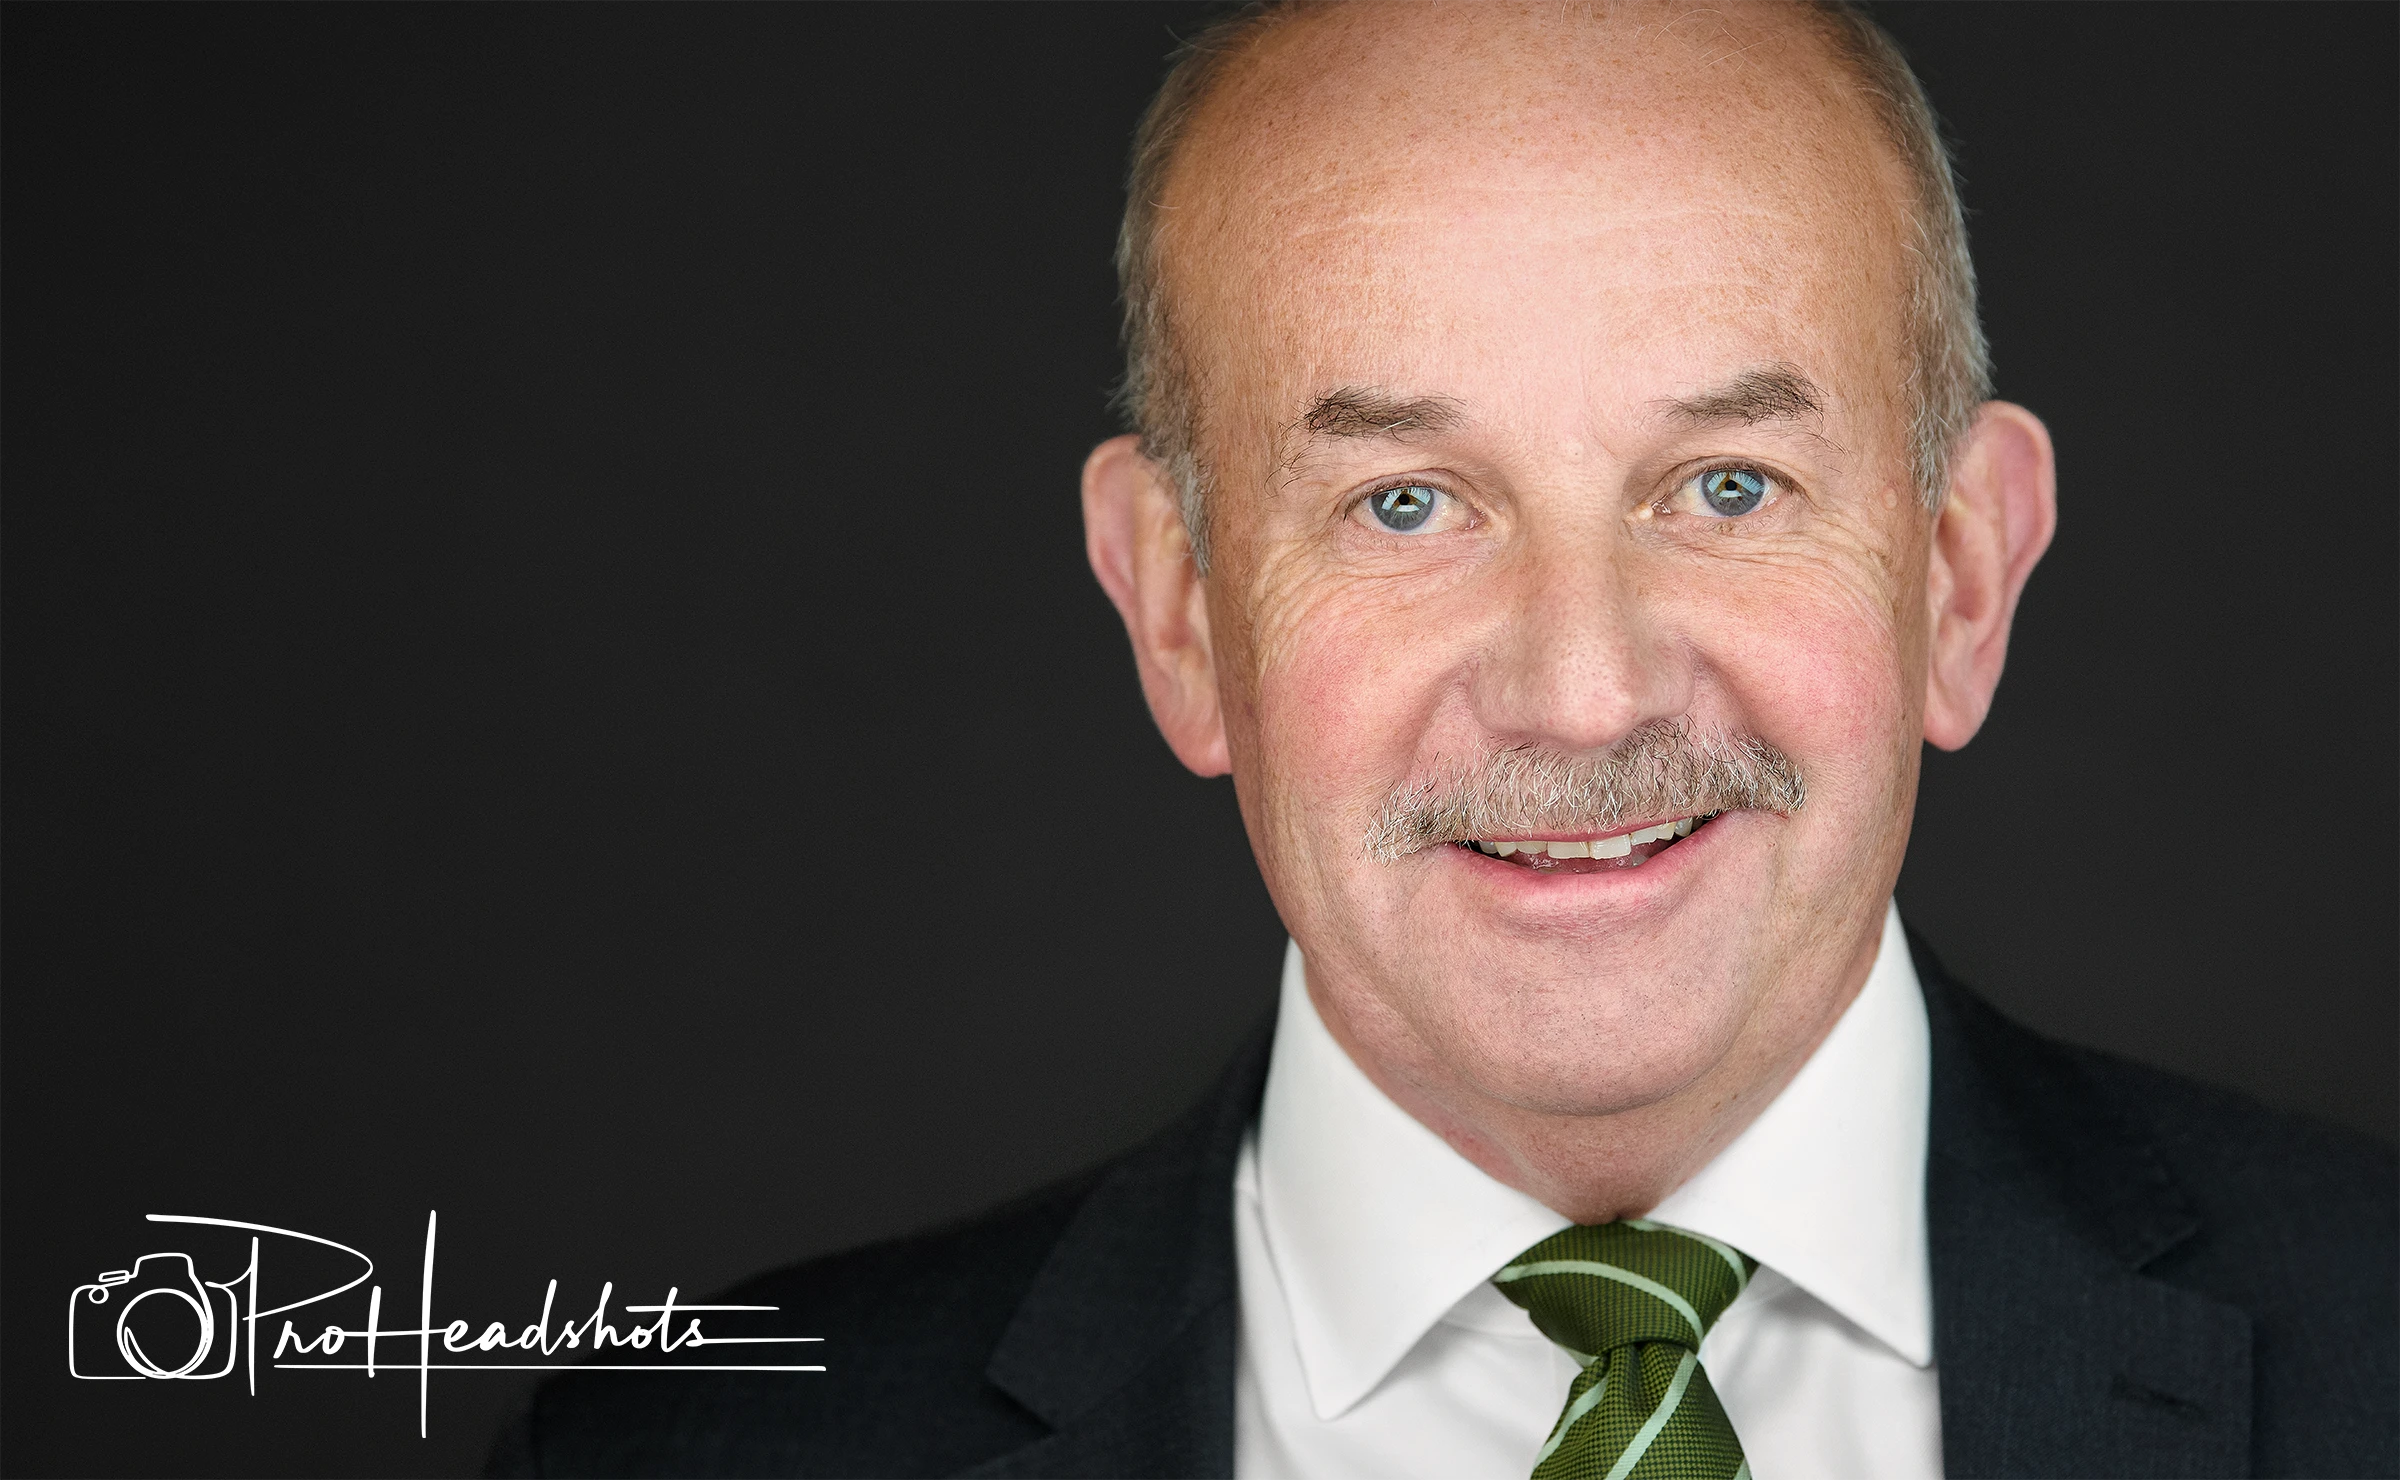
left=1159, top=6, right=1940, bottom=1123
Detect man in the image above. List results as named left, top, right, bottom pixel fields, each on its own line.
left=493, top=3, right=2397, bottom=1476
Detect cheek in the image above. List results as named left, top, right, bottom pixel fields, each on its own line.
left=1678, top=548, right=1920, bottom=817
left=1230, top=562, right=1469, bottom=852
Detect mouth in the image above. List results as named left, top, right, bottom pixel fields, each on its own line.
left=1452, top=812, right=1720, bottom=873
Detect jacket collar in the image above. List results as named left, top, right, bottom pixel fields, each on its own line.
left=1914, top=928, right=2253, bottom=1477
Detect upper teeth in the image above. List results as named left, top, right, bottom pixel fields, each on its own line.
left=1481, top=816, right=1696, bottom=858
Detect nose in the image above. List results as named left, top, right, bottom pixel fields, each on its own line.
left=1471, top=531, right=1690, bottom=753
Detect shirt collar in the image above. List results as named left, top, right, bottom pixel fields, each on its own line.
left=1250, top=901, right=1933, bottom=1421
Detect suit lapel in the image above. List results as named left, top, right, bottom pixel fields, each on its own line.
left=965, top=1017, right=1274, bottom=1479
left=1916, top=932, right=2254, bottom=1478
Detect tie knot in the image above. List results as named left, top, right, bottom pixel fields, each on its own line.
left=1494, top=1220, right=1754, bottom=1361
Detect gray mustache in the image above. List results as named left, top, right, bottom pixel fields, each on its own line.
left=1362, top=720, right=1806, bottom=862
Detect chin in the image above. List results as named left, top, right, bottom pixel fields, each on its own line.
left=1387, top=945, right=1758, bottom=1118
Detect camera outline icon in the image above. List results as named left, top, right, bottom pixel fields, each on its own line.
left=69, top=1251, right=241, bottom=1380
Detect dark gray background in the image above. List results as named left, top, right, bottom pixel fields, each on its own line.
left=5, top=4, right=2392, bottom=1476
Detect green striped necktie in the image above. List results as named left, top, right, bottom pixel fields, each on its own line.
left=1493, top=1220, right=1757, bottom=1480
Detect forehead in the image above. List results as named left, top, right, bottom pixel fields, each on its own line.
left=1159, top=1, right=1914, bottom=448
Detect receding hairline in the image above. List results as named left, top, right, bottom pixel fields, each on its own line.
left=1115, top=0, right=1991, bottom=568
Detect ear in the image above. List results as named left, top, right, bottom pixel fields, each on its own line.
left=1082, top=434, right=1232, bottom=777
left=1923, top=401, right=2057, bottom=750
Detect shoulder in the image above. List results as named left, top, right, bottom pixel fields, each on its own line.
left=1917, top=934, right=2396, bottom=1475
left=1920, top=930, right=2400, bottom=1228
left=2077, top=1042, right=2396, bottom=1254
left=491, top=1172, right=1098, bottom=1478
left=2064, top=1041, right=2400, bottom=1295
left=1926, top=945, right=2395, bottom=1271
left=489, top=1013, right=1274, bottom=1479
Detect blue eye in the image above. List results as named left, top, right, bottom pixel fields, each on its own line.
left=1698, top=467, right=1768, bottom=516
left=1370, top=484, right=1440, bottom=532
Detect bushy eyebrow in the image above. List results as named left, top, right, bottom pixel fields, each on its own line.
left=1658, top=363, right=1827, bottom=427
left=1297, top=387, right=1467, bottom=439
left=1276, top=387, right=1468, bottom=482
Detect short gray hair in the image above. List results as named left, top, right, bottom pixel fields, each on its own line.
left=1111, top=1, right=1992, bottom=571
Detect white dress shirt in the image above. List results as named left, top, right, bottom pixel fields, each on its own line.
left=1233, top=901, right=1942, bottom=1479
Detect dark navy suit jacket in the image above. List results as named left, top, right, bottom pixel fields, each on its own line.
left=492, top=933, right=2398, bottom=1477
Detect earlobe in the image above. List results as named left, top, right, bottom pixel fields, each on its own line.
left=1081, top=435, right=1233, bottom=777
left=1922, top=402, right=2058, bottom=751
